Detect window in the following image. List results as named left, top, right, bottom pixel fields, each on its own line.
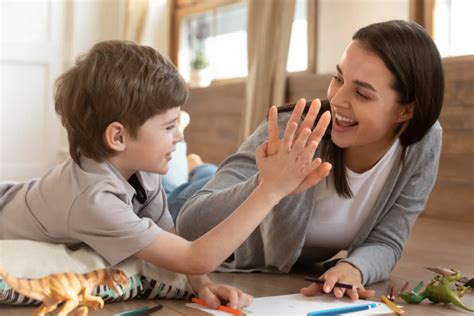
left=434, top=0, right=474, bottom=57
left=178, top=3, right=248, bottom=83
left=173, top=0, right=312, bottom=86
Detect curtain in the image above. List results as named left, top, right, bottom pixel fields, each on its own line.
left=243, top=0, right=296, bottom=139
left=123, top=0, right=149, bottom=42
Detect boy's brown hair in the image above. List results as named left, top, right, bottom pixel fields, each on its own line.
left=55, top=40, right=188, bottom=164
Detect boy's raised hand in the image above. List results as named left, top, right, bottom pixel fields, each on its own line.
left=256, top=99, right=331, bottom=199
left=263, top=98, right=332, bottom=196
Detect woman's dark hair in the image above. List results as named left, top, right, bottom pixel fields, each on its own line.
left=278, top=20, right=444, bottom=198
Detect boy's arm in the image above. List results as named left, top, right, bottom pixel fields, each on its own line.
left=135, top=102, right=331, bottom=275
left=135, top=182, right=281, bottom=274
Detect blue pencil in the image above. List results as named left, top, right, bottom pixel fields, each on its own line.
left=307, top=302, right=378, bottom=316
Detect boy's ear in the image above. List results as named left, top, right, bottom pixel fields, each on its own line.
left=104, top=122, right=127, bottom=152
left=397, top=102, right=415, bottom=123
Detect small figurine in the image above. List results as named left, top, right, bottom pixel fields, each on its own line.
left=0, top=266, right=129, bottom=316
left=398, top=268, right=474, bottom=313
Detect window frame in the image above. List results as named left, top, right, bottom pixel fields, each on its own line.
left=170, top=0, right=320, bottom=85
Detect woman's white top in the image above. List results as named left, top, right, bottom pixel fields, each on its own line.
left=304, top=139, right=402, bottom=249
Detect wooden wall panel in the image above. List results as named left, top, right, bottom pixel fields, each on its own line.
left=423, top=56, right=474, bottom=222
left=181, top=81, right=245, bottom=165
left=286, top=73, right=332, bottom=104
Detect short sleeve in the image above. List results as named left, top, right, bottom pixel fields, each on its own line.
left=68, top=183, right=164, bottom=265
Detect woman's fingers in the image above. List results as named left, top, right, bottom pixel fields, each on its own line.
left=300, top=282, right=323, bottom=297
left=308, top=110, right=331, bottom=145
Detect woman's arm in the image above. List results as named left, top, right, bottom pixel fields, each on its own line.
left=302, top=123, right=442, bottom=300
left=342, top=124, right=443, bottom=284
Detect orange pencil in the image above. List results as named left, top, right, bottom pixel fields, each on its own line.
left=191, top=297, right=243, bottom=316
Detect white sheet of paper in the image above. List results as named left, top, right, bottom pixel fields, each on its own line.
left=186, top=293, right=398, bottom=315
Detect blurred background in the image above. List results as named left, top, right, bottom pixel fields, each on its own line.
left=1, top=0, right=473, bottom=184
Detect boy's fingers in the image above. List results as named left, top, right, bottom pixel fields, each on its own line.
left=236, top=292, right=253, bottom=308
left=292, top=128, right=312, bottom=154
left=282, top=121, right=298, bottom=150
left=199, top=288, right=220, bottom=309
left=299, top=142, right=319, bottom=172
left=225, top=288, right=239, bottom=309
left=287, top=98, right=306, bottom=128
left=268, top=105, right=279, bottom=142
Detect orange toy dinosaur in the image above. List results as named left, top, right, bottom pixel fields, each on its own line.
left=0, top=266, right=129, bottom=316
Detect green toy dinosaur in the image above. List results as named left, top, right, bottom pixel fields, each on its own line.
left=399, top=269, right=474, bottom=313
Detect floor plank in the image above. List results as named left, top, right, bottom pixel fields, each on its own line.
left=1, top=216, right=472, bottom=315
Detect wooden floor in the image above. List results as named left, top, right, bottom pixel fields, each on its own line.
left=1, top=217, right=473, bottom=315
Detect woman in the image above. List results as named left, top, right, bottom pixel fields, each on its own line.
left=176, top=20, right=444, bottom=300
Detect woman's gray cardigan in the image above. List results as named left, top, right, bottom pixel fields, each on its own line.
left=176, top=112, right=442, bottom=285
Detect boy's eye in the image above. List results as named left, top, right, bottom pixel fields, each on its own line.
left=332, top=75, right=343, bottom=84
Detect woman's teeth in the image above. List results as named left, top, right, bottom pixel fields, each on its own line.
left=335, top=113, right=358, bottom=127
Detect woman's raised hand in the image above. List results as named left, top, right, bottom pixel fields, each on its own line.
left=256, top=98, right=332, bottom=199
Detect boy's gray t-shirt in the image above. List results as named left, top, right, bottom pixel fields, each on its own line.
left=0, top=157, right=173, bottom=265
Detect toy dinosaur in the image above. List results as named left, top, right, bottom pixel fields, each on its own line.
left=398, top=269, right=474, bottom=313
left=0, top=266, right=129, bottom=316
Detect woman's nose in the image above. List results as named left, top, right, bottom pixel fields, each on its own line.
left=330, top=86, right=351, bottom=109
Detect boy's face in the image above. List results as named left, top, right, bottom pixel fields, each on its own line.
left=124, top=107, right=183, bottom=175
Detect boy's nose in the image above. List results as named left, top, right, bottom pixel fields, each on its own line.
left=174, top=127, right=184, bottom=143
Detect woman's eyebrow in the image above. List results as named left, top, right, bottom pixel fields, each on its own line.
left=337, top=64, right=377, bottom=92
left=354, top=80, right=376, bottom=92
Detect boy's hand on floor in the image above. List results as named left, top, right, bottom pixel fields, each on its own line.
left=197, top=283, right=253, bottom=309
left=256, top=98, right=331, bottom=198
left=300, top=262, right=375, bottom=300
left=187, top=274, right=253, bottom=309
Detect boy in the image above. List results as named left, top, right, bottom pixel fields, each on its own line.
left=0, top=41, right=331, bottom=310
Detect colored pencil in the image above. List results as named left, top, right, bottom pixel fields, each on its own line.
left=307, top=303, right=378, bottom=316
left=191, top=297, right=242, bottom=316
left=381, top=295, right=403, bottom=315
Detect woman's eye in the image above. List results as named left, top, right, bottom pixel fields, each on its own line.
left=166, top=124, right=176, bottom=131
left=356, top=91, right=370, bottom=100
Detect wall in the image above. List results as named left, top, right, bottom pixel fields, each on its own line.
left=0, top=0, right=152, bottom=180
left=317, top=0, right=409, bottom=73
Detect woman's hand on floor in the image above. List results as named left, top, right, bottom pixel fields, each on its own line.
left=300, top=262, right=375, bottom=300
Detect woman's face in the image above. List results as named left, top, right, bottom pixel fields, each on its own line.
left=327, top=40, right=411, bottom=153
